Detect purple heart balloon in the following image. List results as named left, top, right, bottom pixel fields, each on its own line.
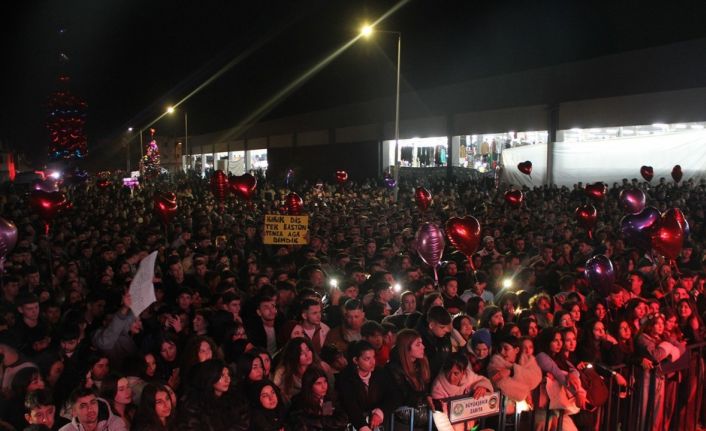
left=415, top=222, right=445, bottom=274
left=619, top=188, right=646, bottom=214
left=384, top=176, right=396, bottom=189
left=0, top=217, right=18, bottom=259
left=620, top=206, right=660, bottom=251
left=585, top=254, right=616, bottom=298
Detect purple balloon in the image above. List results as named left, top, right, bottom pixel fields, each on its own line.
left=620, top=206, right=660, bottom=251
left=384, top=176, right=396, bottom=189
left=0, top=217, right=18, bottom=259
left=585, top=254, right=616, bottom=297
left=619, top=188, right=646, bottom=214
left=415, top=222, right=445, bottom=271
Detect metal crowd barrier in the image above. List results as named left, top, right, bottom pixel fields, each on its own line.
left=380, top=343, right=706, bottom=431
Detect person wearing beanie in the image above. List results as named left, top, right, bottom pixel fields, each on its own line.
left=468, top=328, right=492, bottom=376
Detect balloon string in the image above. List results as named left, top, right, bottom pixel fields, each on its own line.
left=433, top=267, right=439, bottom=287
left=588, top=229, right=593, bottom=241
left=467, top=255, right=476, bottom=272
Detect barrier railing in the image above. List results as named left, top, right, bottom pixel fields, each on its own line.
left=386, top=343, right=706, bottom=431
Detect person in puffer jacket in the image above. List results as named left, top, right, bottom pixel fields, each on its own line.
left=59, top=387, right=127, bottom=431
left=431, top=352, right=494, bottom=431
left=486, top=335, right=541, bottom=414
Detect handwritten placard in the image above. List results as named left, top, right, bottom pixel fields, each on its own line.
left=263, top=214, right=309, bottom=245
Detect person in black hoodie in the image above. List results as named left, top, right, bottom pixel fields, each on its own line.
left=336, top=340, right=391, bottom=431
left=415, top=305, right=452, bottom=378
left=246, top=379, right=287, bottom=431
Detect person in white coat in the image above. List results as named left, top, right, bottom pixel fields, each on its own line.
left=431, top=352, right=494, bottom=431
left=487, top=335, right=542, bottom=415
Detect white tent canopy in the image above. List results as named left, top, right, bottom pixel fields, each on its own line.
left=500, top=130, right=706, bottom=187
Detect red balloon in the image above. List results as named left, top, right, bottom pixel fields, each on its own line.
left=504, top=190, right=524, bottom=208
left=415, top=187, right=432, bottom=211
left=285, top=192, right=303, bottom=215
left=671, top=165, right=683, bottom=183
left=154, top=192, right=178, bottom=225
left=651, top=208, right=684, bottom=259
left=575, top=204, right=598, bottom=229
left=445, top=216, right=481, bottom=258
left=517, top=161, right=532, bottom=176
left=585, top=182, right=607, bottom=200
left=335, top=170, right=348, bottom=184
left=30, top=190, right=70, bottom=222
left=229, top=174, right=257, bottom=200
left=640, top=165, right=654, bottom=182
left=210, top=170, right=229, bottom=203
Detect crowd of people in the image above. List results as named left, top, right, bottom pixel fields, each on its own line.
left=1, top=169, right=706, bottom=431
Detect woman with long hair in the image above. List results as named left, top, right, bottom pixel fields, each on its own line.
left=534, top=327, right=586, bottom=431
left=99, top=374, right=136, bottom=429
left=272, top=337, right=332, bottom=402
left=235, top=351, right=266, bottom=391
left=677, top=298, right=706, bottom=343
left=288, top=367, right=348, bottom=431
left=247, top=379, right=287, bottom=431
left=385, top=329, right=432, bottom=430
left=176, top=358, right=249, bottom=431
left=179, top=335, right=219, bottom=387
left=133, top=383, right=174, bottom=431
left=635, top=313, right=684, bottom=431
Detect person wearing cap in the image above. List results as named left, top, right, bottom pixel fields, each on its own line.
left=477, top=236, right=501, bottom=261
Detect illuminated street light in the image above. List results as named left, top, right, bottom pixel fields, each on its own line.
left=360, top=24, right=373, bottom=38
left=127, top=127, right=133, bottom=132
left=166, top=106, right=175, bottom=114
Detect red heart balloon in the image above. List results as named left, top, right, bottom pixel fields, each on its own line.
left=517, top=161, right=532, bottom=176
left=229, top=174, right=257, bottom=200
left=585, top=182, right=607, bottom=200
left=651, top=208, right=684, bottom=259
left=154, top=192, right=178, bottom=225
left=415, top=187, right=432, bottom=211
left=285, top=192, right=303, bottom=215
left=504, top=190, right=524, bottom=208
left=335, top=170, right=348, bottom=184
left=210, top=170, right=229, bottom=203
left=671, top=165, right=683, bottom=183
left=445, top=216, right=481, bottom=258
left=30, top=190, right=70, bottom=222
left=575, top=204, right=598, bottom=229
left=640, top=165, right=654, bottom=182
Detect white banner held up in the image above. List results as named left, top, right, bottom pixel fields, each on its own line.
left=128, top=251, right=158, bottom=317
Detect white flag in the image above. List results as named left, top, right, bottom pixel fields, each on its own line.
left=128, top=251, right=158, bottom=316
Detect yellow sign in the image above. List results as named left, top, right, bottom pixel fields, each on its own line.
left=263, top=214, right=309, bottom=245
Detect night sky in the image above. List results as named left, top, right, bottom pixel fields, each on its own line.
left=3, top=0, right=706, bottom=166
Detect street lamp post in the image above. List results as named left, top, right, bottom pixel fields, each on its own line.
left=361, top=26, right=402, bottom=199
